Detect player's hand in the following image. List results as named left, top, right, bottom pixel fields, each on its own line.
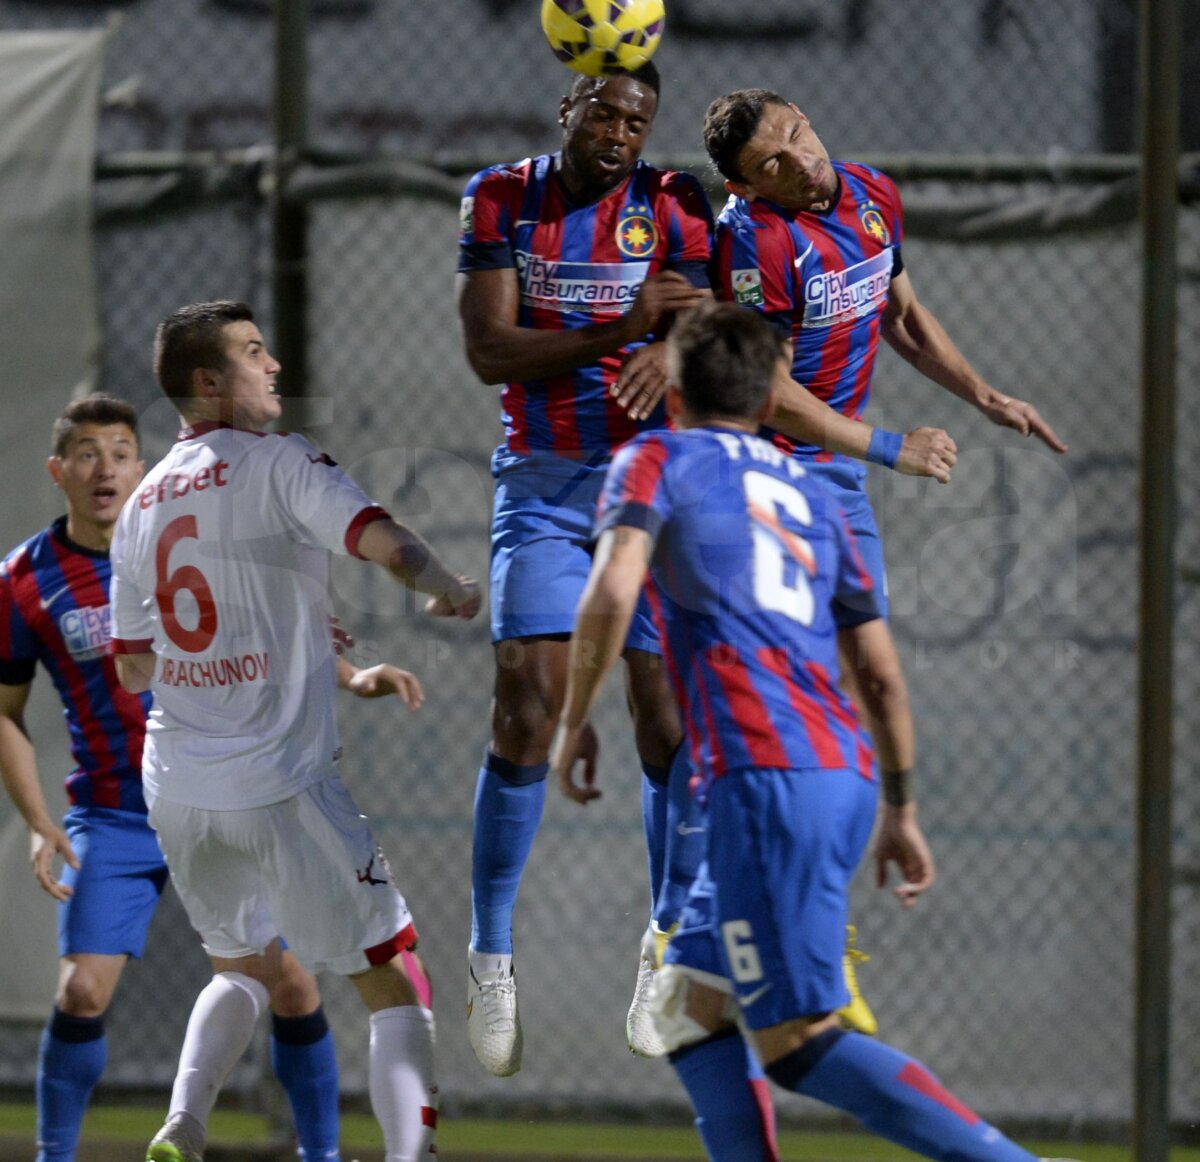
left=872, top=804, right=935, bottom=907
left=982, top=394, right=1068, bottom=453
left=551, top=720, right=601, bottom=805
left=347, top=664, right=424, bottom=709
left=624, top=272, right=710, bottom=341
left=613, top=341, right=669, bottom=421
left=30, top=824, right=78, bottom=901
left=895, top=427, right=957, bottom=483
left=425, top=576, right=481, bottom=620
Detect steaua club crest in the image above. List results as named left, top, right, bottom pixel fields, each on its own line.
left=616, top=204, right=658, bottom=258
left=859, top=204, right=891, bottom=247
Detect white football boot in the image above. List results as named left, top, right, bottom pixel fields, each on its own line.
left=466, top=948, right=522, bottom=1076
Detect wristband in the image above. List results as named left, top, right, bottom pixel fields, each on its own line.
left=865, top=428, right=904, bottom=469
left=882, top=768, right=914, bottom=807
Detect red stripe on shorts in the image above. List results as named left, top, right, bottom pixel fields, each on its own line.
left=365, top=922, right=419, bottom=967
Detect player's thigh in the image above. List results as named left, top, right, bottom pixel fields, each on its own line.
left=707, top=766, right=876, bottom=1030
left=261, top=776, right=416, bottom=977
left=148, top=795, right=278, bottom=959
left=59, top=807, right=168, bottom=960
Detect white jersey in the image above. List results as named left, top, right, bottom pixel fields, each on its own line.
left=110, top=423, right=388, bottom=810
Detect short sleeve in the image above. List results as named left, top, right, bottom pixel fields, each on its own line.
left=595, top=435, right=673, bottom=544
left=713, top=208, right=796, bottom=334
left=270, top=435, right=391, bottom=558
left=457, top=165, right=519, bottom=273
left=0, top=560, right=38, bottom=684
left=109, top=520, right=155, bottom=653
left=659, top=170, right=714, bottom=285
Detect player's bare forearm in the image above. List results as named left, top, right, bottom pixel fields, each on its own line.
left=770, top=366, right=873, bottom=459
left=357, top=519, right=480, bottom=618
left=561, top=526, right=650, bottom=729
left=883, top=294, right=1066, bottom=452
left=457, top=269, right=708, bottom=385
left=0, top=712, right=55, bottom=834
left=114, top=651, right=155, bottom=693
left=839, top=621, right=915, bottom=773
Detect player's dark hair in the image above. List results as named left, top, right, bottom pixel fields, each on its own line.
left=154, top=300, right=256, bottom=400
left=703, top=88, right=790, bottom=182
left=568, top=59, right=661, bottom=104
left=51, top=394, right=140, bottom=457
left=670, top=302, right=781, bottom=422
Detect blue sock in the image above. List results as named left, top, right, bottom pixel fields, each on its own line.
left=653, top=745, right=705, bottom=932
left=271, top=1009, right=340, bottom=1162
left=670, top=1031, right=778, bottom=1161
left=37, top=1009, right=106, bottom=1162
left=770, top=1029, right=1037, bottom=1161
left=640, top=762, right=669, bottom=911
left=470, top=749, right=548, bottom=954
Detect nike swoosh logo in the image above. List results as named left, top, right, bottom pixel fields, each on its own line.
left=39, top=583, right=73, bottom=613
left=741, top=982, right=772, bottom=1007
left=793, top=241, right=815, bottom=268
left=515, top=219, right=539, bottom=227
left=677, top=823, right=706, bottom=836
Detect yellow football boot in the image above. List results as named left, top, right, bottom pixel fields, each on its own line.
left=836, top=924, right=878, bottom=1035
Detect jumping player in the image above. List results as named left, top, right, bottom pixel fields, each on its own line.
left=456, top=62, right=711, bottom=1074
left=108, top=302, right=479, bottom=1162
left=551, top=301, right=1075, bottom=1162
left=0, top=395, right=340, bottom=1162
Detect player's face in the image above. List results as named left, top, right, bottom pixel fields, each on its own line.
left=214, top=322, right=282, bottom=430
left=729, top=103, right=837, bottom=210
left=559, top=76, right=657, bottom=199
left=48, top=423, right=144, bottom=531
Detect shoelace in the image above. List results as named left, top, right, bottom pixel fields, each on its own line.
left=475, top=973, right=518, bottom=1032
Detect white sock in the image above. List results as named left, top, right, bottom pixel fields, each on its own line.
left=368, top=1006, right=437, bottom=1162
left=168, top=972, right=268, bottom=1127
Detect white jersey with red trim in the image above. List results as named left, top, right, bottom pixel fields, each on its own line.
left=110, top=424, right=388, bottom=810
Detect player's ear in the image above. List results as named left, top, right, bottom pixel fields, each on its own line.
left=191, top=365, right=220, bottom=400
left=46, top=456, right=63, bottom=488
left=760, top=386, right=778, bottom=426
left=725, top=178, right=754, bottom=203
left=558, top=95, right=572, bottom=127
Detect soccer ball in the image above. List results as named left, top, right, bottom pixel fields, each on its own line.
left=540, top=0, right=666, bottom=78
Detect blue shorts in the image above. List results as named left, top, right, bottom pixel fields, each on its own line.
left=489, top=449, right=659, bottom=650
left=803, top=459, right=888, bottom=619
left=665, top=765, right=876, bottom=1030
left=59, top=806, right=169, bottom=958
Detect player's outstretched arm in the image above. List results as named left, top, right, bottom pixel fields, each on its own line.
left=769, top=359, right=958, bottom=483
left=882, top=271, right=1067, bottom=453
left=551, top=525, right=652, bottom=805
left=457, top=268, right=708, bottom=386
left=354, top=518, right=481, bottom=620
left=0, top=682, right=79, bottom=900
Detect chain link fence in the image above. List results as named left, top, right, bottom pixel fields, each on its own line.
left=0, top=0, right=1197, bottom=1139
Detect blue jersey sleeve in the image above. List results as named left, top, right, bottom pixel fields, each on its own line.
left=595, top=435, right=674, bottom=543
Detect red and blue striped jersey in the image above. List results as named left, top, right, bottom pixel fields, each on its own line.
left=596, top=427, right=881, bottom=793
left=712, top=161, right=903, bottom=462
left=0, top=517, right=151, bottom=813
left=458, top=154, right=713, bottom=460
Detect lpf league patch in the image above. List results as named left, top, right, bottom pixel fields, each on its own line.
left=732, top=268, right=765, bottom=306
left=459, top=196, right=475, bottom=237
left=616, top=204, right=658, bottom=258
left=858, top=203, right=891, bottom=247
left=59, top=604, right=112, bottom=662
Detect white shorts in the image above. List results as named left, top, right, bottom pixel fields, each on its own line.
left=148, top=774, right=415, bottom=975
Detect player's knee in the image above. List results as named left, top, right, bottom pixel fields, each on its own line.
left=491, top=687, right=558, bottom=758
left=56, top=969, right=114, bottom=1018
left=648, top=964, right=736, bottom=1055
left=270, top=957, right=322, bottom=1018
